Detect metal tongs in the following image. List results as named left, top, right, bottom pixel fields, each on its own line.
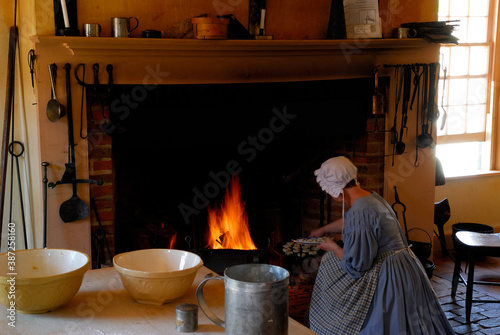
left=391, top=186, right=409, bottom=242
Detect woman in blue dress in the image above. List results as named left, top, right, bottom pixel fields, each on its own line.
left=308, top=156, right=454, bottom=335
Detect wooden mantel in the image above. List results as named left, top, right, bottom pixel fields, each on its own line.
left=36, top=36, right=430, bottom=54
left=32, top=36, right=439, bottom=84
left=31, top=35, right=439, bottom=257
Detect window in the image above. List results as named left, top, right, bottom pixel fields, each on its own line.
left=436, top=0, right=495, bottom=177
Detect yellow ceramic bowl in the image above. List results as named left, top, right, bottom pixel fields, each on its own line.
left=113, top=249, right=204, bottom=305
left=0, top=248, right=89, bottom=313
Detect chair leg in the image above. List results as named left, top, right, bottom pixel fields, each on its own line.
left=465, top=251, right=476, bottom=323
left=451, top=246, right=462, bottom=297
left=437, top=225, right=449, bottom=256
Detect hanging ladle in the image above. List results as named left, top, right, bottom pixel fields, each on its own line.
left=46, top=63, right=66, bottom=122
left=416, top=63, right=437, bottom=149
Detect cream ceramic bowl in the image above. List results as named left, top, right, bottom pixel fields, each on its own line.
left=113, top=249, right=204, bottom=305
left=0, top=248, right=89, bottom=313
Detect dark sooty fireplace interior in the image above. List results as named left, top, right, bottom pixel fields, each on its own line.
left=108, top=78, right=380, bottom=255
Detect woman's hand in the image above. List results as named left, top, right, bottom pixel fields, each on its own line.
left=318, top=238, right=343, bottom=259
left=309, top=227, right=324, bottom=237
left=317, top=237, right=337, bottom=251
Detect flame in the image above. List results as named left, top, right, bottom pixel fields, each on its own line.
left=206, top=175, right=257, bottom=250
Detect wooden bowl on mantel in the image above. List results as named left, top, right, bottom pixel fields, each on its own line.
left=191, top=17, right=229, bottom=40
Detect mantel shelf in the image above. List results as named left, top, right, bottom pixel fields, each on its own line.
left=32, top=36, right=431, bottom=57
left=31, top=35, right=440, bottom=85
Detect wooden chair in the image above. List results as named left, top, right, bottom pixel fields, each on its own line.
left=451, top=231, right=500, bottom=322
left=434, top=198, right=450, bottom=256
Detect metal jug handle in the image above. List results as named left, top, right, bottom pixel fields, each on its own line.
left=196, top=276, right=225, bottom=328
left=129, top=17, right=139, bottom=33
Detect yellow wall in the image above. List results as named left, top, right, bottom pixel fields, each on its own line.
left=435, top=175, right=500, bottom=234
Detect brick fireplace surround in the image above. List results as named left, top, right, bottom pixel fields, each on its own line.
left=32, top=37, right=440, bottom=266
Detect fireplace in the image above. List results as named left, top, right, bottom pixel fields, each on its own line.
left=86, top=77, right=387, bottom=263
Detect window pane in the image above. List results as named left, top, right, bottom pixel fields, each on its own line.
left=449, top=0, right=469, bottom=16
left=466, top=104, right=486, bottom=133
left=468, top=77, right=487, bottom=104
left=440, top=47, right=451, bottom=71
left=446, top=105, right=466, bottom=134
left=438, top=73, right=448, bottom=107
left=437, top=68, right=449, bottom=137
left=436, top=142, right=485, bottom=177
left=438, top=0, right=450, bottom=17
left=448, top=78, right=468, bottom=105
left=436, top=107, right=448, bottom=136
left=467, top=17, right=488, bottom=42
left=469, top=46, right=489, bottom=75
left=469, top=0, right=489, bottom=17
left=450, top=17, right=468, bottom=42
left=449, top=47, right=469, bottom=76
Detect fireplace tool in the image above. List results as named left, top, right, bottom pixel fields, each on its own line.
left=395, top=65, right=412, bottom=155
left=392, top=186, right=432, bottom=263
left=0, top=2, right=19, bottom=247
left=8, top=141, right=28, bottom=248
left=391, top=186, right=409, bottom=242
left=49, top=63, right=102, bottom=223
left=91, top=197, right=113, bottom=268
left=42, top=162, right=49, bottom=247
left=46, top=63, right=66, bottom=122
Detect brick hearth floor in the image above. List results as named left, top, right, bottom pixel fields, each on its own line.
left=432, top=253, right=500, bottom=335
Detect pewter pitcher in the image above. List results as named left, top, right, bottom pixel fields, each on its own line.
left=111, top=17, right=139, bottom=37
left=196, top=264, right=289, bottom=335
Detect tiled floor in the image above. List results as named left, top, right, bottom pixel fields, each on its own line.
left=432, top=252, right=500, bottom=334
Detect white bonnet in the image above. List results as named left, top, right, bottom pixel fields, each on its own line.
left=314, top=156, right=358, bottom=198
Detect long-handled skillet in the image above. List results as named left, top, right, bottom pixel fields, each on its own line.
left=59, top=63, right=90, bottom=222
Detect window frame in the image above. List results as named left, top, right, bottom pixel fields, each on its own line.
left=490, top=0, right=500, bottom=170
left=436, top=0, right=500, bottom=173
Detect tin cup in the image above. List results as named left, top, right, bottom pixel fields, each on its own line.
left=196, top=264, right=289, bottom=335
left=176, top=303, right=198, bottom=332
left=111, top=17, right=139, bottom=37
left=82, top=23, right=101, bottom=37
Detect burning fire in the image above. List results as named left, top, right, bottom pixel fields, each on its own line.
left=206, top=175, right=257, bottom=250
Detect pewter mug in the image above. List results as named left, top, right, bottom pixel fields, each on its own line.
left=111, top=17, right=139, bottom=37
left=82, top=23, right=101, bottom=37
left=196, top=264, right=289, bottom=335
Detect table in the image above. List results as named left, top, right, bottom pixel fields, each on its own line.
left=451, top=231, right=500, bottom=323
left=0, top=266, right=316, bottom=334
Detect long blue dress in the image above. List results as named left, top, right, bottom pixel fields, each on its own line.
left=309, top=192, right=454, bottom=335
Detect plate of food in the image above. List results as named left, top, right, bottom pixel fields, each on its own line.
left=292, top=236, right=327, bottom=245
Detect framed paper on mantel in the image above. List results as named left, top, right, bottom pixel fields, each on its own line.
left=343, top=0, right=382, bottom=39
